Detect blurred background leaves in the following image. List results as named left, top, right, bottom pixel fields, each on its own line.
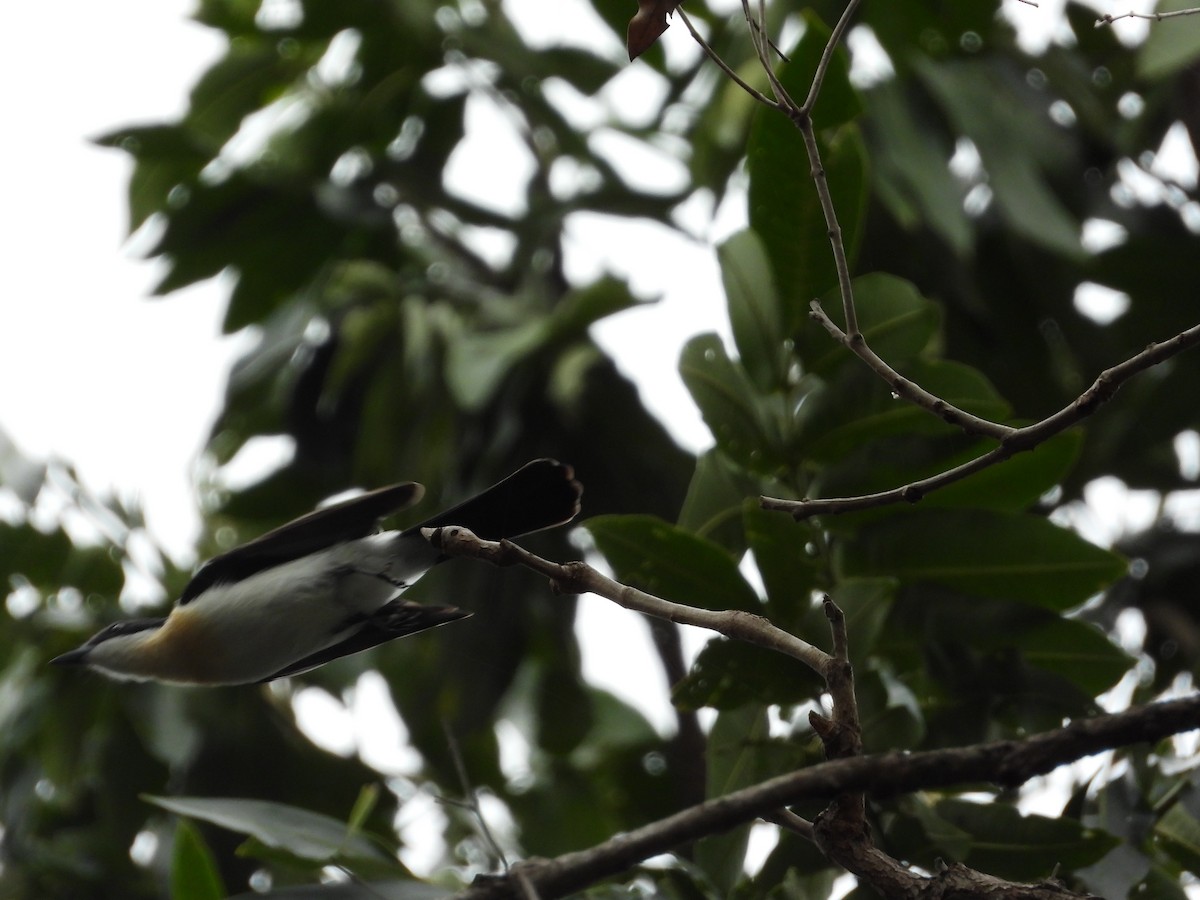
left=4, top=0, right=1200, bottom=897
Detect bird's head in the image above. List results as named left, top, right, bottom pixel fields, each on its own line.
left=52, top=618, right=168, bottom=681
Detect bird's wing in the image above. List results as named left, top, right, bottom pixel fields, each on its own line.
left=256, top=600, right=470, bottom=681
left=180, top=483, right=424, bottom=604
left=403, top=458, right=582, bottom=540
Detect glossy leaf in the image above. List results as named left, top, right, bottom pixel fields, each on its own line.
left=677, top=450, right=759, bottom=553
left=800, top=359, right=1010, bottom=462
left=826, top=577, right=897, bottom=665
left=145, top=796, right=395, bottom=866
left=743, top=502, right=820, bottom=627
left=170, top=821, right=226, bottom=900
left=672, top=637, right=821, bottom=711
left=933, top=798, right=1118, bottom=880
left=720, top=229, right=786, bottom=391
left=800, top=273, right=940, bottom=375
left=838, top=510, right=1126, bottom=610
left=1156, top=801, right=1200, bottom=875
left=815, top=431, right=1083, bottom=523
left=855, top=667, right=924, bottom=753
left=1137, top=0, right=1200, bottom=80
left=1012, top=617, right=1129, bottom=696
left=585, top=515, right=760, bottom=612
left=695, top=706, right=768, bottom=892
left=679, top=333, right=785, bottom=474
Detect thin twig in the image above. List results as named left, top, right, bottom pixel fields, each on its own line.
left=796, top=119, right=858, bottom=336
left=441, top=719, right=509, bottom=870
left=810, top=301, right=1015, bottom=439
left=741, top=0, right=801, bottom=111
left=749, top=1, right=863, bottom=337
left=678, top=8, right=779, bottom=109
left=424, top=526, right=832, bottom=674
left=801, top=0, right=864, bottom=114
left=764, top=320, right=1200, bottom=519
left=1097, top=6, right=1200, bottom=26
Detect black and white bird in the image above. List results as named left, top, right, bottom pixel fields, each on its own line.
left=52, top=459, right=582, bottom=685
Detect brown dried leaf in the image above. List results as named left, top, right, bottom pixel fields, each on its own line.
left=627, top=0, right=683, bottom=60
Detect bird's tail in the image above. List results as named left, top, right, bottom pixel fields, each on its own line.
left=404, top=459, right=582, bottom=540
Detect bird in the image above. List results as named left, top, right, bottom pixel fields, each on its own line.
left=52, top=459, right=582, bottom=685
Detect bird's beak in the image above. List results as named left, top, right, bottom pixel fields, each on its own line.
left=50, top=647, right=89, bottom=667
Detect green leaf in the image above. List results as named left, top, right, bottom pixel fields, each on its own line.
left=720, top=229, right=786, bottom=391
left=445, top=319, right=549, bottom=410
left=585, top=515, right=760, bottom=612
left=696, top=706, right=769, bottom=893
left=145, top=796, right=394, bottom=866
left=170, top=821, right=226, bottom=900
left=916, top=58, right=1081, bottom=258
left=672, top=637, right=821, bottom=711
left=826, top=577, right=897, bottom=665
left=1137, top=0, right=1200, bottom=80
left=1013, top=618, right=1129, bottom=696
left=889, top=794, right=973, bottom=862
left=679, top=333, right=784, bottom=474
left=0, top=522, right=123, bottom=596
left=747, top=11, right=865, bottom=333
left=800, top=273, right=941, bottom=376
left=801, top=359, right=1010, bottom=462
left=816, top=431, right=1083, bottom=523
left=549, top=276, right=645, bottom=338
left=677, top=450, right=759, bottom=553
left=185, top=42, right=304, bottom=146
left=346, top=784, right=381, bottom=837
left=922, top=431, right=1081, bottom=511
left=837, top=510, right=1126, bottom=610
left=855, top=666, right=924, bottom=753
left=865, top=79, right=971, bottom=256
left=933, top=798, right=1118, bottom=880
left=93, top=125, right=213, bottom=232
left=742, top=503, right=820, bottom=627
left=1156, top=801, right=1200, bottom=874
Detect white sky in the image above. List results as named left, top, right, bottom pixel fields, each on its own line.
left=3, top=0, right=232, bottom=557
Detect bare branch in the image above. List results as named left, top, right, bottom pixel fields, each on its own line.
left=795, top=112, right=859, bottom=336
left=1097, top=6, right=1200, bottom=26
left=809, top=301, right=1015, bottom=440
left=765, top=320, right=1200, bottom=519
left=741, top=0, right=801, bottom=111
left=453, top=695, right=1200, bottom=899
left=678, top=8, right=780, bottom=109
left=423, top=526, right=832, bottom=675
left=801, top=0, right=864, bottom=114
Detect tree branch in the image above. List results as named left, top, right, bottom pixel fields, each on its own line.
left=450, top=695, right=1200, bottom=899
left=801, top=0, right=863, bottom=114
left=678, top=8, right=780, bottom=110
left=1096, top=6, right=1200, bottom=26
left=809, top=301, right=1016, bottom=440
left=764, top=320, right=1200, bottom=519
left=423, top=526, right=832, bottom=675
